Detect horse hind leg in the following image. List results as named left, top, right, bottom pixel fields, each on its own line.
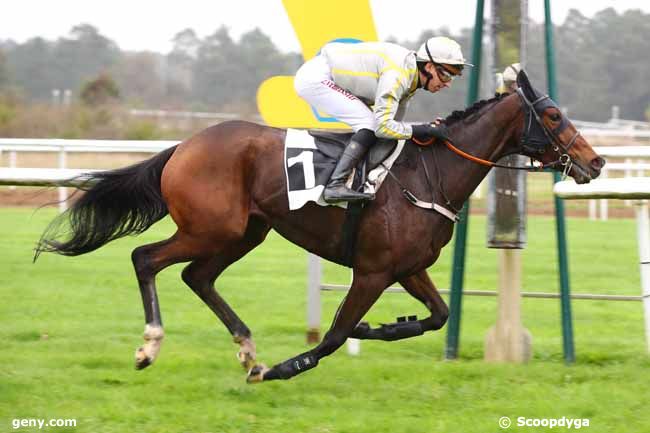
left=248, top=270, right=390, bottom=383
left=349, top=270, right=448, bottom=342
left=181, top=217, right=270, bottom=371
left=131, top=233, right=199, bottom=369
left=397, top=270, right=449, bottom=332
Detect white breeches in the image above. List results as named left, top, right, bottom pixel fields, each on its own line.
left=294, top=55, right=375, bottom=132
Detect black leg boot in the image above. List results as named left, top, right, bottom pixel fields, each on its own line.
left=323, top=129, right=376, bottom=204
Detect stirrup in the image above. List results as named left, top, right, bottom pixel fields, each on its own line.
left=323, top=185, right=374, bottom=204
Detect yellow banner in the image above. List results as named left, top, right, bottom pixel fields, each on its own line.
left=256, top=0, right=377, bottom=129
left=282, top=0, right=377, bottom=60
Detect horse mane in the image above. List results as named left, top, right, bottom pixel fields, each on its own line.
left=443, top=93, right=508, bottom=126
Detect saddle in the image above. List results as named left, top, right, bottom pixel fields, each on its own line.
left=308, top=131, right=398, bottom=177
left=283, top=129, right=402, bottom=267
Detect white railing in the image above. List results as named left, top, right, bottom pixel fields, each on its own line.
left=554, top=177, right=650, bottom=353
left=0, top=138, right=176, bottom=153
left=0, top=167, right=98, bottom=187
left=0, top=139, right=646, bottom=156
left=0, top=139, right=176, bottom=212
left=575, top=147, right=650, bottom=220
left=129, top=109, right=242, bottom=120
left=1, top=138, right=649, bottom=216
left=581, top=129, right=650, bottom=139
left=128, top=108, right=263, bottom=122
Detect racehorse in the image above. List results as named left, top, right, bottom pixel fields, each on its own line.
left=36, top=71, right=604, bottom=383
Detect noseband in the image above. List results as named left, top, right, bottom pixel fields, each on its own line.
left=516, top=87, right=582, bottom=178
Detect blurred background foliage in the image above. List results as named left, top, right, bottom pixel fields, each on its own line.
left=0, top=8, right=648, bottom=139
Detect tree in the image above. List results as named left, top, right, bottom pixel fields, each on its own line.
left=0, top=48, right=8, bottom=88
left=114, top=52, right=166, bottom=106
left=166, top=29, right=200, bottom=103
left=192, top=26, right=238, bottom=108
left=6, top=37, right=55, bottom=100
left=52, top=24, right=120, bottom=95
left=80, top=73, right=120, bottom=106
left=191, top=26, right=300, bottom=111
left=169, top=28, right=200, bottom=61
left=2, top=10, right=648, bottom=119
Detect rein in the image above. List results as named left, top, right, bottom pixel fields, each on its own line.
left=387, top=90, right=588, bottom=221
left=411, top=89, right=583, bottom=177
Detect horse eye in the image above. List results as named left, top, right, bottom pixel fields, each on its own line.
left=550, top=113, right=561, bottom=121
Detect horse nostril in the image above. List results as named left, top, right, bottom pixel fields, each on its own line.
left=590, top=157, right=606, bottom=172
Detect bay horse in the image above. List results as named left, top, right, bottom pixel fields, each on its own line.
left=36, top=71, right=604, bottom=383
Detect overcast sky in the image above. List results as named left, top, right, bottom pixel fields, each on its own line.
left=1, top=0, right=648, bottom=53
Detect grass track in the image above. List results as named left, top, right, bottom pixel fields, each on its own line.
left=1, top=208, right=648, bottom=432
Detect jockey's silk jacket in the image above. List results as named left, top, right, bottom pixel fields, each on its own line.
left=320, top=42, right=420, bottom=139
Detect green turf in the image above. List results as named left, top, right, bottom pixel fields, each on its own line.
left=1, top=208, right=648, bottom=432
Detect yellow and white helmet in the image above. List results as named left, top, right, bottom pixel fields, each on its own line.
left=416, top=36, right=473, bottom=67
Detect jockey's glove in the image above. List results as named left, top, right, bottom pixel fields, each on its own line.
left=411, top=123, right=449, bottom=144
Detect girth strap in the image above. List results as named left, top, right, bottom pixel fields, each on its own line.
left=382, top=165, right=459, bottom=222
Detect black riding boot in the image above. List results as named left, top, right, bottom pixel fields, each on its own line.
left=323, top=129, right=376, bottom=204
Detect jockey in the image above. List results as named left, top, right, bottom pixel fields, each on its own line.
left=294, top=36, right=471, bottom=203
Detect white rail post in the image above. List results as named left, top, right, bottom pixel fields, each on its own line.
left=306, top=253, right=321, bottom=344
left=624, top=159, right=632, bottom=206
left=638, top=159, right=645, bottom=178
left=9, top=150, right=17, bottom=190
left=634, top=200, right=650, bottom=353
left=346, top=268, right=361, bottom=356
left=58, top=146, right=68, bottom=213
left=599, top=167, right=608, bottom=221
left=555, top=178, right=650, bottom=353
left=588, top=199, right=597, bottom=220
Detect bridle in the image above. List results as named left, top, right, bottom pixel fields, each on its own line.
left=515, top=87, right=582, bottom=178
left=412, top=89, right=585, bottom=178
left=397, top=89, right=588, bottom=221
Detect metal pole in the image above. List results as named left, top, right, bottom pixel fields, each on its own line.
left=545, top=0, right=575, bottom=363
left=484, top=0, right=532, bottom=363
left=445, top=0, right=485, bottom=360
left=306, top=253, right=322, bottom=343
left=633, top=201, right=650, bottom=352
left=520, top=0, right=528, bottom=70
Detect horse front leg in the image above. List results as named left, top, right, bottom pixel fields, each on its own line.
left=247, top=271, right=391, bottom=383
left=350, top=269, right=449, bottom=341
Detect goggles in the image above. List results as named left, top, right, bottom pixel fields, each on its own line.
left=435, top=65, right=457, bottom=83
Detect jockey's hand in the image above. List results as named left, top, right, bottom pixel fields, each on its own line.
left=411, top=123, right=449, bottom=145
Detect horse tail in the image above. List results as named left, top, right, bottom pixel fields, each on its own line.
left=35, top=145, right=177, bottom=259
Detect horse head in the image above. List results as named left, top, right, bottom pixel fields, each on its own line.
left=515, top=70, right=605, bottom=184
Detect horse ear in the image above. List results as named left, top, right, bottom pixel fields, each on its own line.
left=516, top=69, right=537, bottom=101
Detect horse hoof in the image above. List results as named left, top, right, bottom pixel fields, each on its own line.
left=246, top=364, right=269, bottom=384
left=134, top=347, right=152, bottom=370
left=237, top=351, right=257, bottom=371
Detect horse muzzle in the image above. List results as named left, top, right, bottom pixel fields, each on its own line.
left=571, top=156, right=606, bottom=184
